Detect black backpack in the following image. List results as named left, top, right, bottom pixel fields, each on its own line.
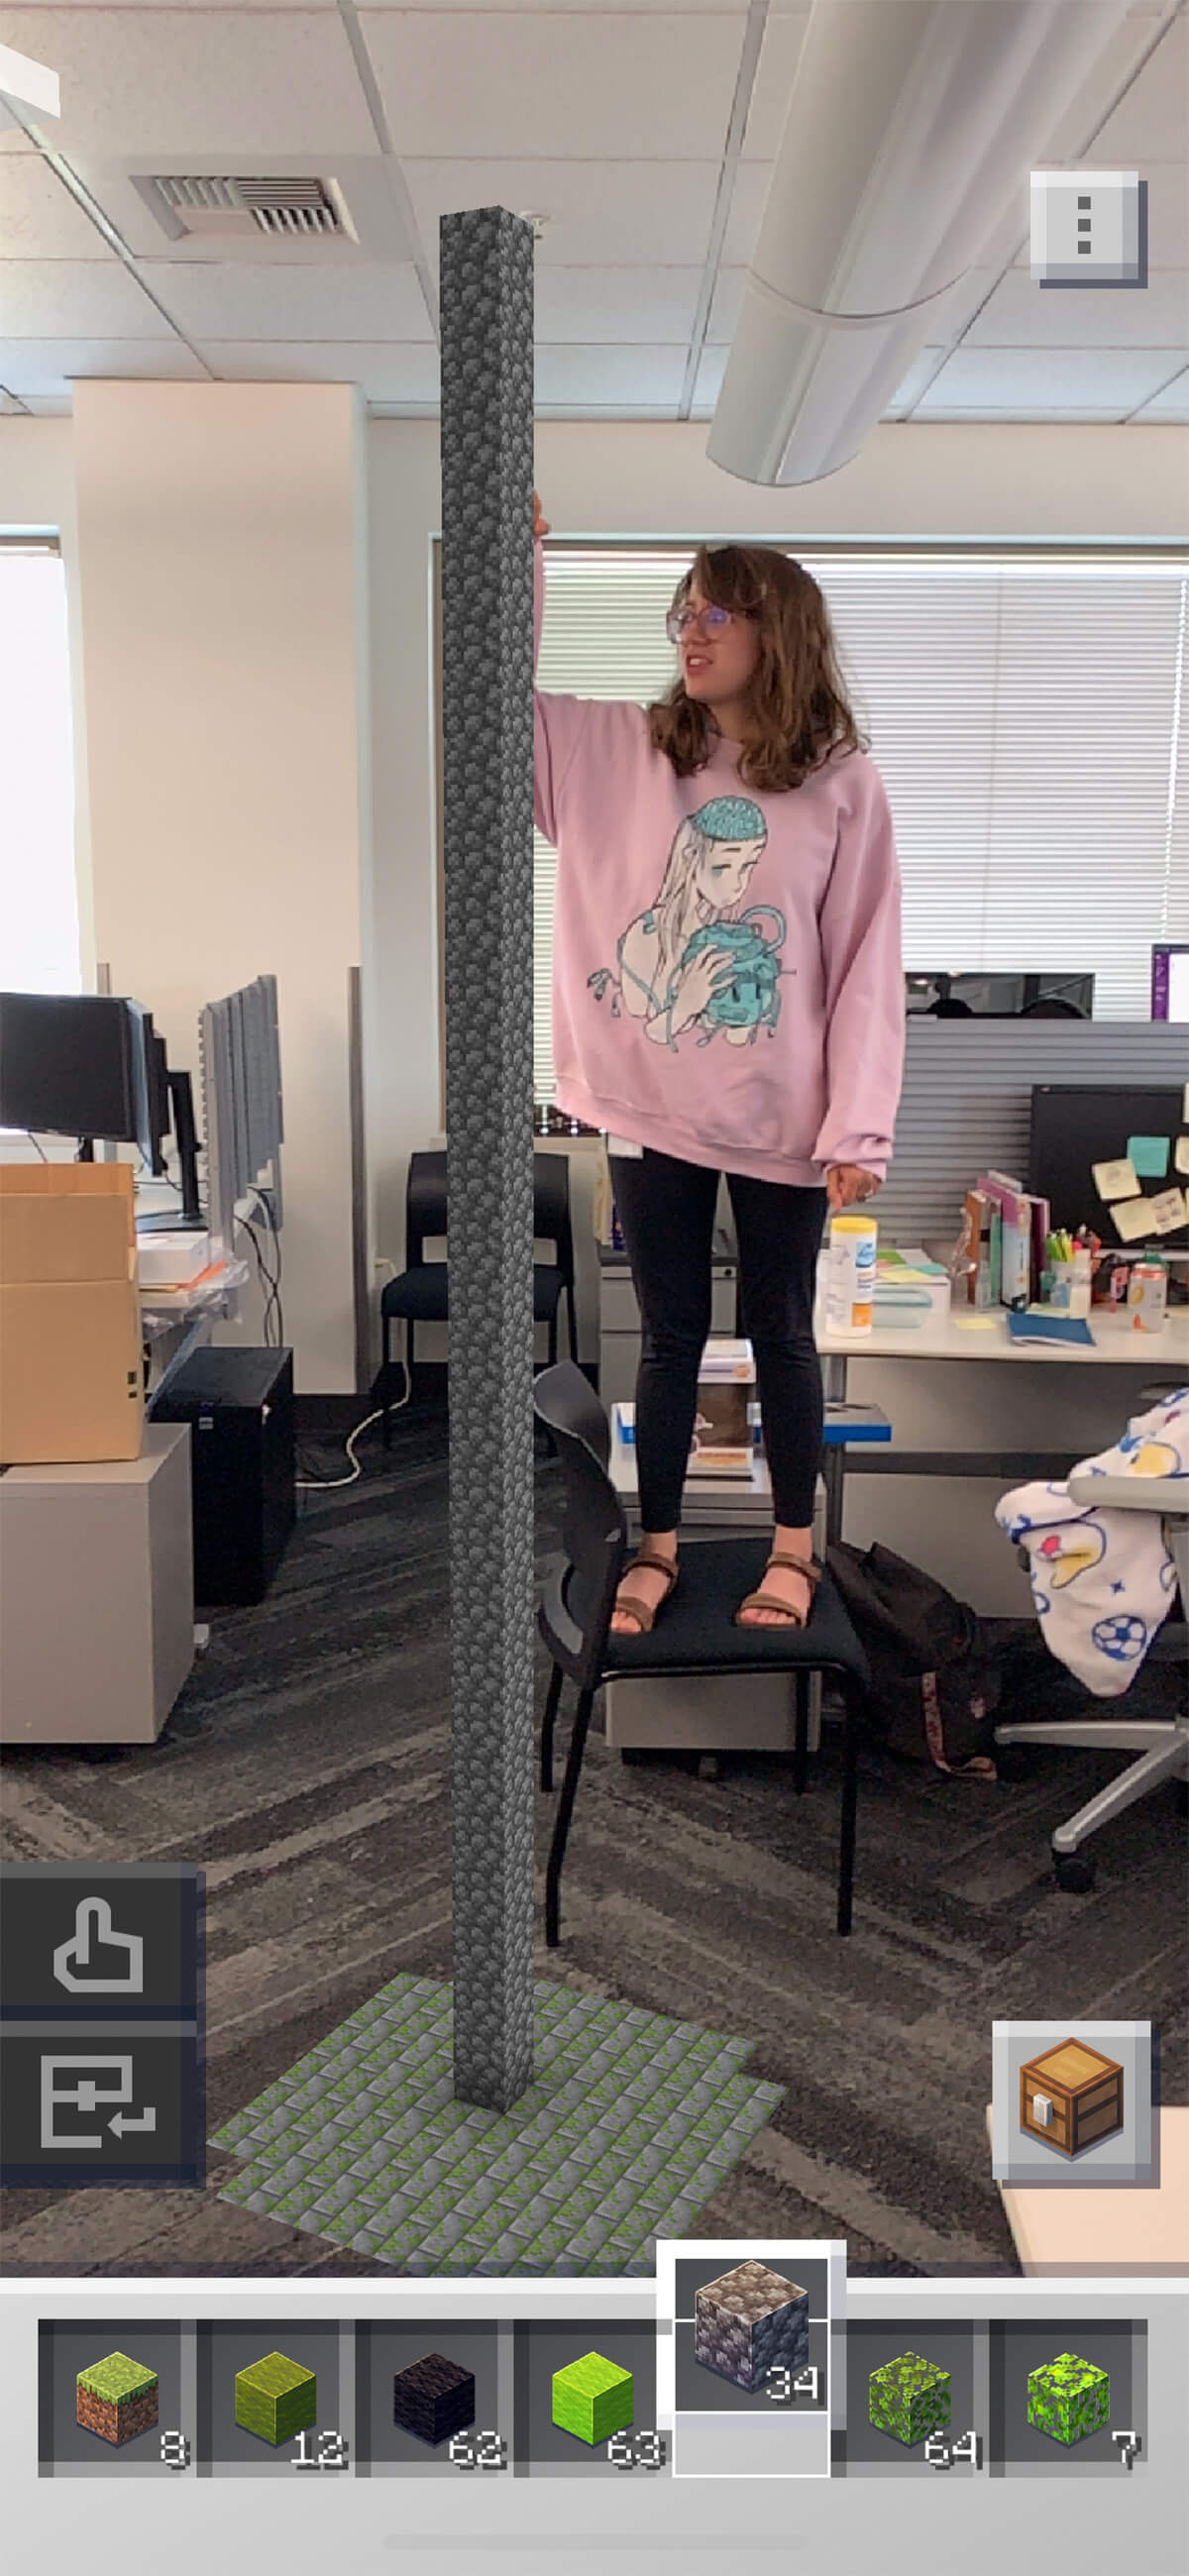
left=826, top=1539, right=1001, bottom=1777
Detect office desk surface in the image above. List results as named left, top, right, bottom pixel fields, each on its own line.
left=816, top=1308, right=1189, bottom=1366
left=985, top=2105, right=1189, bottom=2274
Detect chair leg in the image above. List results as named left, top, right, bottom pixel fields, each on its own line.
left=406, top=1320, right=415, bottom=1408
left=545, top=1686, right=595, bottom=1948
left=381, top=1315, right=391, bottom=1450
left=793, top=1669, right=811, bottom=1796
left=836, top=1678, right=862, bottom=1936
left=549, top=1311, right=557, bottom=1368
left=540, top=1663, right=564, bottom=1793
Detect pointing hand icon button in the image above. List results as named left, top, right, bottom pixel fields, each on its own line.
left=53, top=1897, right=145, bottom=1995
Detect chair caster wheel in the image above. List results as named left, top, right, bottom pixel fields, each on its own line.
left=1053, top=1850, right=1096, bottom=1894
left=698, top=1754, right=722, bottom=1783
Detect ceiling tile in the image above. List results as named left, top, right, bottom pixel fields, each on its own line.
left=0, top=11, right=377, bottom=159
left=405, top=158, right=723, bottom=271
left=358, top=12, right=757, bottom=161
left=0, top=256, right=165, bottom=336
left=1132, top=362, right=1189, bottom=418
left=138, top=261, right=434, bottom=342
left=0, top=336, right=209, bottom=395
left=534, top=343, right=687, bottom=402
left=961, top=265, right=1189, bottom=351
left=533, top=268, right=705, bottom=340
left=913, top=344, right=1186, bottom=412
left=194, top=339, right=441, bottom=401
left=0, top=150, right=111, bottom=255
left=1094, top=5, right=1188, bottom=157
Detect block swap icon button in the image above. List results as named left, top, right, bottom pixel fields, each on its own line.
left=0, top=1866, right=202, bottom=2020
left=1030, top=170, right=1145, bottom=285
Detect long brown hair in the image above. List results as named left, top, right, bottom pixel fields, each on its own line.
left=647, top=542, right=868, bottom=794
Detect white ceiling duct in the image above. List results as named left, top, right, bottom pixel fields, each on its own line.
left=707, top=0, right=1139, bottom=487
left=0, top=40, right=59, bottom=133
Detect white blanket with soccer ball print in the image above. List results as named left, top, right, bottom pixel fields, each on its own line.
left=996, top=1388, right=1189, bottom=1697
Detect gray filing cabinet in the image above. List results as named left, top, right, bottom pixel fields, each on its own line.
left=0, top=1421, right=195, bottom=1744
left=599, top=1245, right=738, bottom=1409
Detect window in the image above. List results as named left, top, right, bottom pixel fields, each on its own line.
left=532, top=546, right=1189, bottom=1098
left=0, top=537, right=80, bottom=1002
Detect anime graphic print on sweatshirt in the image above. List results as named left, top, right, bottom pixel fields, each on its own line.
left=533, top=536, right=906, bottom=1189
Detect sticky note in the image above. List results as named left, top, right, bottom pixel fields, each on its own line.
left=1176, top=1135, right=1189, bottom=1178
left=1149, top=1186, right=1187, bottom=1235
left=1112, top=1195, right=1155, bottom=1244
left=1092, top=1156, right=1139, bottom=1202
left=1128, top=1135, right=1169, bottom=1180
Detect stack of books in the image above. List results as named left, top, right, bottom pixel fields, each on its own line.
left=871, top=1247, right=951, bottom=1328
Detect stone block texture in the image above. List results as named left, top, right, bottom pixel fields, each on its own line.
left=1027, top=2352, right=1110, bottom=2446
left=552, top=2351, right=634, bottom=2446
left=868, top=2351, right=951, bottom=2447
left=440, top=203, right=537, bottom=2113
left=75, top=2351, right=159, bottom=2446
left=234, top=2350, right=317, bottom=2446
left=393, top=2350, right=477, bottom=2446
left=694, top=2259, right=810, bottom=2393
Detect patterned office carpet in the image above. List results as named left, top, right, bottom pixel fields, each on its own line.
left=2, top=1397, right=1184, bottom=2277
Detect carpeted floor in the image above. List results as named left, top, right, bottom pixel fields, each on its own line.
left=2, top=1397, right=1184, bottom=2277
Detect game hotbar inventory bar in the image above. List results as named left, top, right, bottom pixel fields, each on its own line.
left=37, top=2244, right=1152, bottom=2485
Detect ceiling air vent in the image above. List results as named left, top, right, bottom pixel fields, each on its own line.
left=136, top=174, right=354, bottom=244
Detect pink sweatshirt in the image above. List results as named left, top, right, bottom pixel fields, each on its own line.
left=534, top=537, right=906, bottom=1187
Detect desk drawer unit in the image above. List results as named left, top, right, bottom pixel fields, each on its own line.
left=1020, top=2040, right=1125, bottom=2159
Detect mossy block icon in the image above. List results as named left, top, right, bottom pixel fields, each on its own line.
left=76, top=2351, right=160, bottom=2447
left=551, top=2351, right=634, bottom=2447
left=234, top=2350, right=317, bottom=2447
left=868, top=2350, right=951, bottom=2448
left=1027, top=2352, right=1110, bottom=2447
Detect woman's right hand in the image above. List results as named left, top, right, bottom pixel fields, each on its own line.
left=533, top=489, right=551, bottom=540
left=678, top=945, right=735, bottom=1020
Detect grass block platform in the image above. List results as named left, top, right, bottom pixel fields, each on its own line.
left=212, top=1974, right=783, bottom=2275
left=76, top=2352, right=159, bottom=2446
left=234, top=2351, right=317, bottom=2446
left=393, top=2352, right=477, bottom=2446
left=1027, top=2352, right=1110, bottom=2446
left=869, top=2351, right=951, bottom=2447
left=694, top=2259, right=810, bottom=2393
left=552, top=2352, right=634, bottom=2446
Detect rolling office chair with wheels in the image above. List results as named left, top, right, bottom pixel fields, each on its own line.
left=380, top=1149, right=578, bottom=1447
left=996, top=1469, right=1189, bottom=1892
left=533, top=1358, right=874, bottom=1948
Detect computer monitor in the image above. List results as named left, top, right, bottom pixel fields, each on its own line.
left=1028, top=1083, right=1188, bottom=1254
left=1151, top=943, right=1189, bottom=1020
left=907, top=970, right=1094, bottom=1018
left=0, top=990, right=160, bottom=1164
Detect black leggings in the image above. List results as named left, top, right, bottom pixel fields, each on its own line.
left=608, top=1147, right=826, bottom=1532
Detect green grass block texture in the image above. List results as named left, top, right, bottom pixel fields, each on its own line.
left=1027, top=2353, right=1110, bottom=2447
left=868, top=2351, right=951, bottom=2448
left=234, top=2351, right=318, bottom=2447
left=77, top=2353, right=158, bottom=2405
left=552, top=2352, right=634, bottom=2447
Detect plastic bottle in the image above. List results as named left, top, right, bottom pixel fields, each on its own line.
left=825, top=1212, right=878, bottom=1336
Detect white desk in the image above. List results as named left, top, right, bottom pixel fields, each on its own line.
left=815, top=1304, right=1189, bottom=1612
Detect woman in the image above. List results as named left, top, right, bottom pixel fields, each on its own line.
left=533, top=489, right=905, bottom=1636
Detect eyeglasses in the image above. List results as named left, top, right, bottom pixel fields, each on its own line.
left=665, top=603, right=755, bottom=646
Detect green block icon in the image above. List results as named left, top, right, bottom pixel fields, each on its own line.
left=868, top=2350, right=951, bottom=2447
left=75, top=2351, right=160, bottom=2446
left=1027, top=2352, right=1110, bottom=2447
left=552, top=2351, right=634, bottom=2447
left=234, top=2350, right=317, bottom=2447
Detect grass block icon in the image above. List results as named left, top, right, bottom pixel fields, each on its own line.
left=551, top=2351, right=634, bottom=2447
left=75, top=2351, right=160, bottom=2446
left=234, top=2350, right=317, bottom=2446
left=1027, top=2352, right=1110, bottom=2446
left=869, top=2350, right=951, bottom=2447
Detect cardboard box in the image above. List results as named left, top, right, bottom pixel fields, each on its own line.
left=689, top=1338, right=756, bottom=1478
left=0, top=1164, right=144, bottom=1464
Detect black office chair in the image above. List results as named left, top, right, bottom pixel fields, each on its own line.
left=533, top=1359, right=874, bottom=1949
left=380, top=1150, right=579, bottom=1448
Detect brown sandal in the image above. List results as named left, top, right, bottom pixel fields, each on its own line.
left=734, top=1552, right=821, bottom=1630
left=611, top=1547, right=680, bottom=1636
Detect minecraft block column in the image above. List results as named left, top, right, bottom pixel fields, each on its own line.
left=439, top=205, right=537, bottom=2111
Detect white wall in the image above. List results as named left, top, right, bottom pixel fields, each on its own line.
left=3, top=409, right=1186, bottom=1387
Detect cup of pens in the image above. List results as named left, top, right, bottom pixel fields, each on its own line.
left=1045, top=1230, right=1093, bottom=1318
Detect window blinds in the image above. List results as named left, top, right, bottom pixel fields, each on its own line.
left=531, top=546, right=1189, bottom=1099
